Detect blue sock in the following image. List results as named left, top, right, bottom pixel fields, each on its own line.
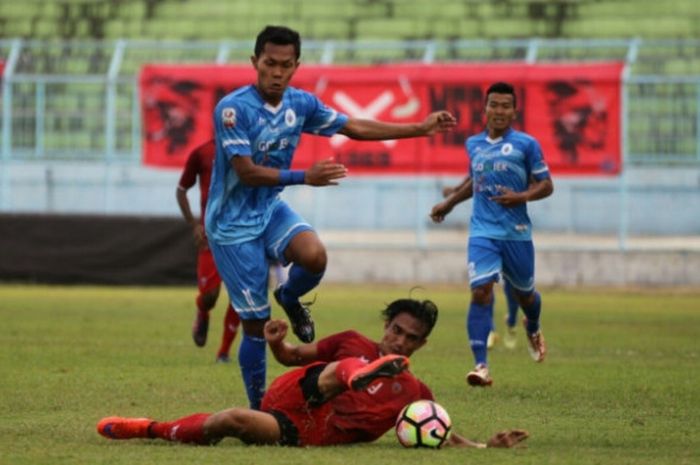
left=280, top=264, right=323, bottom=305
left=504, top=280, right=519, bottom=327
left=467, top=301, right=493, bottom=366
left=238, top=333, right=266, bottom=410
left=521, top=291, right=542, bottom=334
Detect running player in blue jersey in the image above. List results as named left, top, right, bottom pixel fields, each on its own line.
left=441, top=180, right=524, bottom=350
left=207, top=25, right=457, bottom=409
left=430, top=82, right=553, bottom=387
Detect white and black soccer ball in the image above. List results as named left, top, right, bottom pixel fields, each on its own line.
left=395, top=400, right=452, bottom=448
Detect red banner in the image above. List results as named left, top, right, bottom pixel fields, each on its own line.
left=141, top=62, right=623, bottom=175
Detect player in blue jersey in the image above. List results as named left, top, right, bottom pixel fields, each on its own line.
left=441, top=180, right=523, bottom=350
left=430, top=82, right=553, bottom=387
left=206, top=25, right=457, bottom=409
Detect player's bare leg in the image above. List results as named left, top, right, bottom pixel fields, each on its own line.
left=203, top=408, right=281, bottom=444
left=98, top=409, right=281, bottom=446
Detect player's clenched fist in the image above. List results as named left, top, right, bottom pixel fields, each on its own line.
left=264, top=319, right=289, bottom=345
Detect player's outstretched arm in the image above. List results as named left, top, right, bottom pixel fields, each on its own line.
left=232, top=156, right=347, bottom=187
left=446, top=429, right=529, bottom=448
left=305, top=158, right=349, bottom=186
left=445, top=432, right=487, bottom=448
left=486, top=429, right=529, bottom=448
left=337, top=111, right=456, bottom=140
left=264, top=319, right=319, bottom=366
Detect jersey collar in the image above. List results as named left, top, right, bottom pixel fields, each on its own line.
left=251, top=85, right=285, bottom=114
left=485, top=127, right=513, bottom=144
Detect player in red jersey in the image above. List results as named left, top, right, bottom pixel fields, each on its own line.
left=176, top=139, right=240, bottom=362
left=97, top=298, right=528, bottom=448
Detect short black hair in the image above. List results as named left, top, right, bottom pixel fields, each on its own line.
left=254, top=25, right=301, bottom=60
left=486, top=81, right=517, bottom=108
left=381, top=298, right=438, bottom=338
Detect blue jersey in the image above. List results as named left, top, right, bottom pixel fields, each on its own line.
left=206, top=85, right=348, bottom=244
left=466, top=128, right=550, bottom=241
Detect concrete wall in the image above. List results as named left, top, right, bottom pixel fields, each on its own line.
left=323, top=246, right=700, bottom=287
left=2, top=162, right=699, bottom=287
left=2, top=161, right=699, bottom=236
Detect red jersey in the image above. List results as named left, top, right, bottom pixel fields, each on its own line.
left=261, top=330, right=433, bottom=446
left=177, top=139, right=215, bottom=223
left=316, top=330, right=434, bottom=444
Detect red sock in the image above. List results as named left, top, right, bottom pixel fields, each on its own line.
left=150, top=413, right=211, bottom=445
left=334, top=358, right=367, bottom=388
left=217, top=304, right=240, bottom=356
left=196, top=295, right=211, bottom=315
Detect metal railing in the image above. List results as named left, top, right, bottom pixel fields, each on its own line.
left=1, top=38, right=699, bottom=249
left=2, top=38, right=699, bottom=164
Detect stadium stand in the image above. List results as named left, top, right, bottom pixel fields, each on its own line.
left=0, top=0, right=698, bottom=41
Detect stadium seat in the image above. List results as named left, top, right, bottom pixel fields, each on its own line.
left=427, top=19, right=470, bottom=40
left=3, top=19, right=33, bottom=38
left=355, top=18, right=430, bottom=40
left=1, top=0, right=699, bottom=42
left=480, top=18, right=536, bottom=39
left=331, top=43, right=416, bottom=65
left=466, top=1, right=496, bottom=20
left=298, top=0, right=363, bottom=20
left=309, top=19, right=352, bottom=40
left=117, top=1, right=147, bottom=20
left=663, top=58, right=700, bottom=75
left=393, top=1, right=467, bottom=20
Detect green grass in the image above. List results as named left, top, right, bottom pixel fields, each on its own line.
left=1, top=284, right=699, bottom=465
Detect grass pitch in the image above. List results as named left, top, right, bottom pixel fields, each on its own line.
left=1, top=284, right=699, bottom=465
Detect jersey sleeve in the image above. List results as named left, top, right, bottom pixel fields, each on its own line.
left=214, top=99, right=252, bottom=160
left=418, top=380, right=434, bottom=401
left=302, top=93, right=349, bottom=137
left=315, top=330, right=363, bottom=362
left=178, top=146, right=201, bottom=190
left=525, top=137, right=550, bottom=181
left=465, top=138, right=475, bottom=178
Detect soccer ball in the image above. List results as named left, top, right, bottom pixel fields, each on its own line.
left=395, top=400, right=452, bottom=448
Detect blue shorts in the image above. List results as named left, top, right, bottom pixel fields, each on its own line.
left=209, top=201, right=313, bottom=320
left=467, top=236, right=535, bottom=293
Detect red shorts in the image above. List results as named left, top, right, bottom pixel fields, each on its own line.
left=261, top=363, right=356, bottom=447
left=197, top=248, right=222, bottom=294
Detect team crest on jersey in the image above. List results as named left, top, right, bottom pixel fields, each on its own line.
left=222, top=107, right=236, bottom=128
left=284, top=109, right=297, bottom=127
left=501, top=143, right=513, bottom=155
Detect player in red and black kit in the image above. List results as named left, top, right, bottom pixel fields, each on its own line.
left=97, top=298, right=528, bottom=448
left=176, top=139, right=240, bottom=362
